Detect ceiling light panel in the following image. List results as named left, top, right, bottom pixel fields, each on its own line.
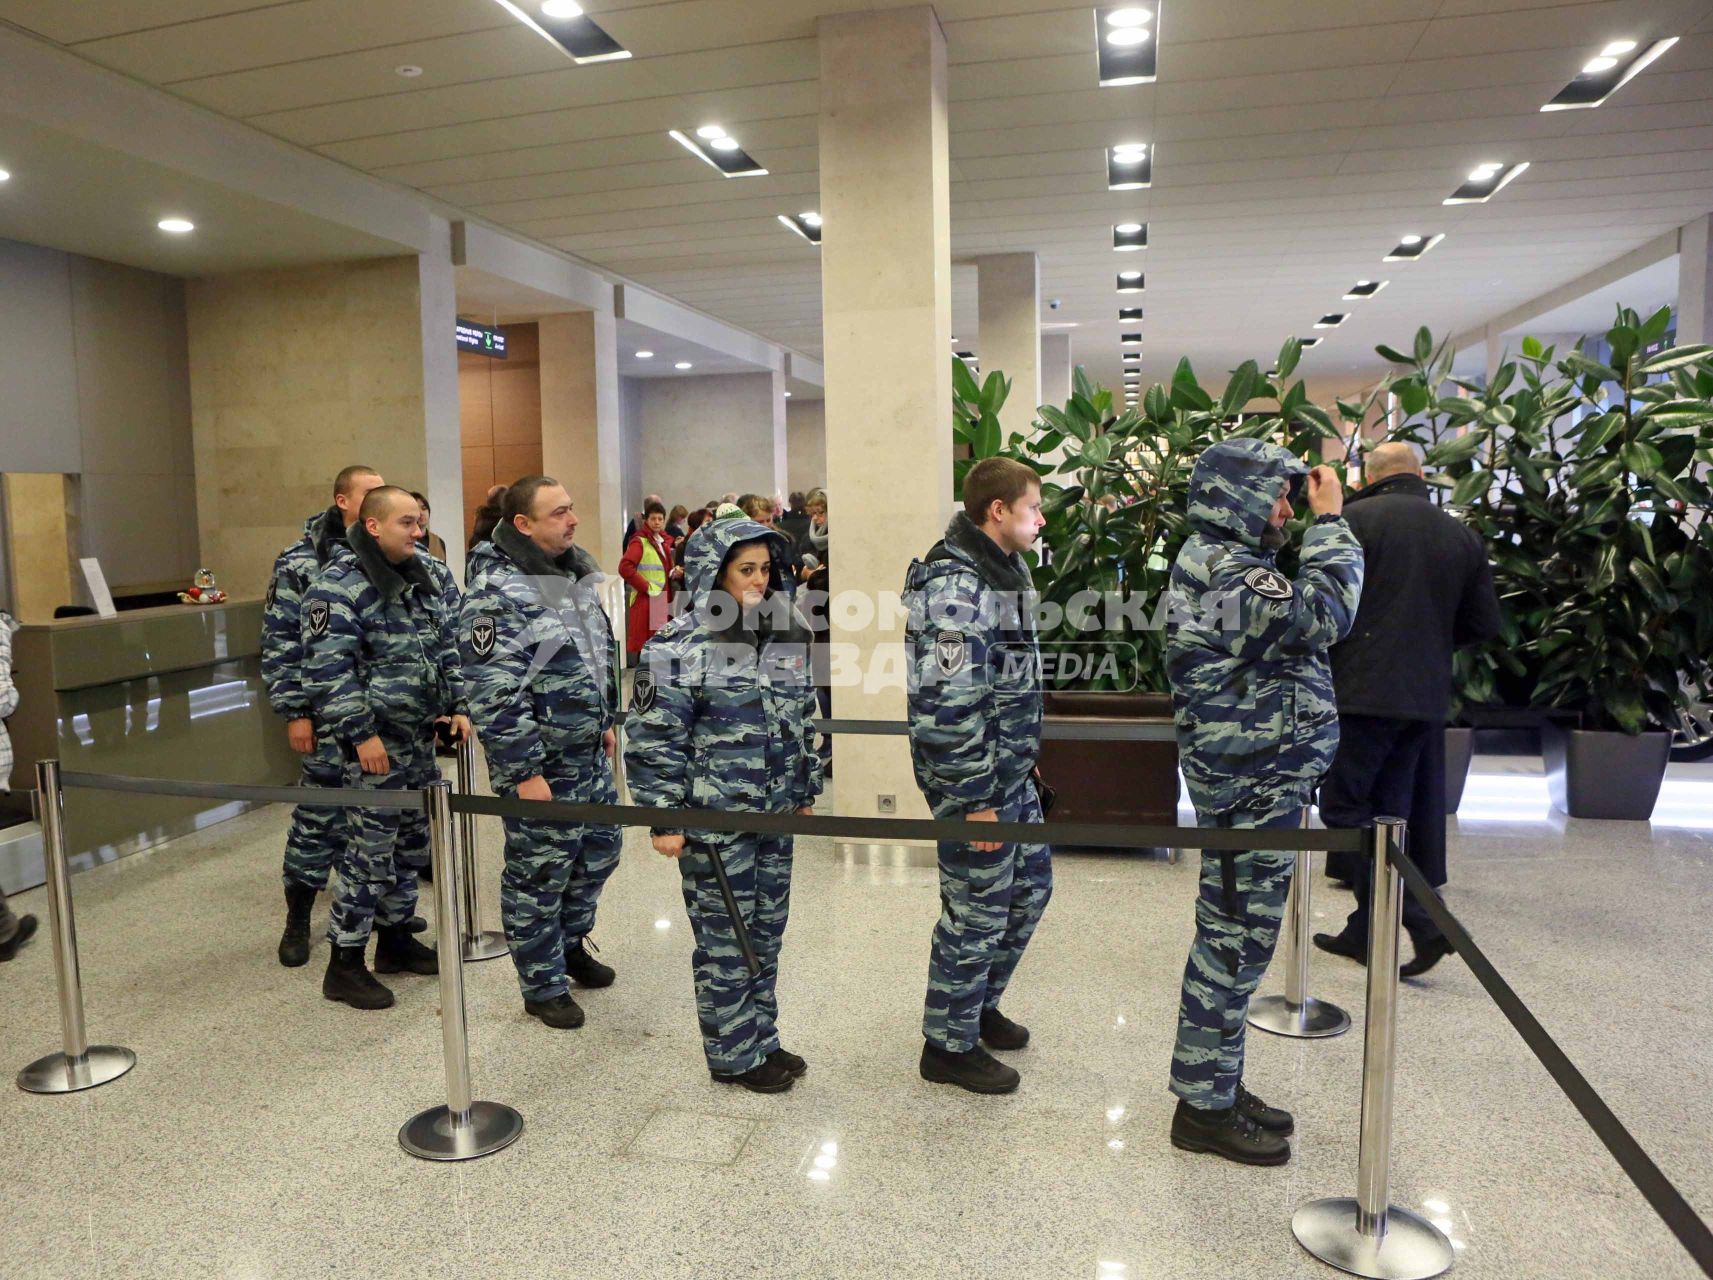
left=671, top=128, right=767, bottom=177
left=1117, top=271, right=1144, bottom=293
left=1112, top=222, right=1148, bottom=251
left=1444, top=161, right=1529, bottom=205
left=489, top=0, right=630, bottom=64
left=1121, top=332, right=1143, bottom=344
left=1314, top=314, right=1347, bottom=329
left=1298, top=337, right=1322, bottom=348
left=1541, top=37, right=1678, bottom=111
left=1107, top=143, right=1152, bottom=190
left=1384, top=233, right=1443, bottom=262
left=1343, top=280, right=1387, bottom=300
left=1118, top=307, right=1144, bottom=322
left=778, top=213, right=821, bottom=246
left=1096, top=5, right=1159, bottom=87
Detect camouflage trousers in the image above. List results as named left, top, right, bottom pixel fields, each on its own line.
left=923, top=780, right=1054, bottom=1054
left=1168, top=803, right=1302, bottom=1111
left=282, top=727, right=350, bottom=892
left=499, top=748, right=622, bottom=1002
left=326, top=728, right=436, bottom=949
left=678, top=832, right=792, bottom=1076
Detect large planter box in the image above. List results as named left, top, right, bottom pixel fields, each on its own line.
left=1038, top=690, right=1179, bottom=853
left=1543, top=725, right=1670, bottom=820
left=1444, top=727, right=1474, bottom=814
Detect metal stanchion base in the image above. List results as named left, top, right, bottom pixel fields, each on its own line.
left=1248, top=994, right=1352, bottom=1039
left=1293, top=1199, right=1454, bottom=1280
left=462, top=930, right=509, bottom=963
left=399, top=1101, right=523, bottom=1162
left=17, top=1045, right=136, bottom=1094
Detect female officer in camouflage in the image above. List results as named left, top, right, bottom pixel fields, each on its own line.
left=624, top=515, right=823, bottom=1094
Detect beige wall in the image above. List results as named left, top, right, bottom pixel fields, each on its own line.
left=1, top=473, right=74, bottom=624
left=786, top=399, right=827, bottom=496
left=540, top=309, right=624, bottom=573
left=186, top=255, right=449, bottom=598
left=459, top=321, right=543, bottom=536
left=631, top=372, right=783, bottom=511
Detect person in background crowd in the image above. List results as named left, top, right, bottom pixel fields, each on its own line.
left=460, top=475, right=622, bottom=1030
left=721, top=491, right=739, bottom=506
left=410, top=491, right=448, bottom=563
left=621, top=493, right=664, bottom=555
left=666, top=504, right=689, bottom=541
left=1314, top=441, right=1499, bottom=978
left=625, top=515, right=822, bottom=1093
left=471, top=484, right=507, bottom=548
left=740, top=494, right=801, bottom=582
left=675, top=507, right=713, bottom=577
left=303, top=486, right=470, bottom=1010
left=619, top=499, right=678, bottom=660
left=796, top=489, right=831, bottom=770
left=797, top=488, right=829, bottom=589
left=1162, top=441, right=1362, bottom=1167
left=905, top=458, right=1051, bottom=1097
left=779, top=491, right=810, bottom=545
left=0, top=607, right=33, bottom=964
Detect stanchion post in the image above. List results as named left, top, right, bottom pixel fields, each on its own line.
left=1291, top=817, right=1452, bottom=1280
left=452, top=739, right=507, bottom=963
left=1248, top=811, right=1350, bottom=1040
left=17, top=760, right=136, bottom=1095
left=399, top=780, right=523, bottom=1162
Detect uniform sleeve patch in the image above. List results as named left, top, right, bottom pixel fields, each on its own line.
left=1242, top=567, right=1293, bottom=601
left=469, top=617, right=496, bottom=659
left=305, top=599, right=331, bottom=638
left=933, top=629, right=968, bottom=677
left=632, top=668, right=657, bottom=714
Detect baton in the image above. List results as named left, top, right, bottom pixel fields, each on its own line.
left=703, top=842, right=761, bottom=978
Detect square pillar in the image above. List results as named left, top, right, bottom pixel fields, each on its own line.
left=976, top=252, right=1042, bottom=437
left=1041, top=331, right=1072, bottom=409
left=819, top=6, right=952, bottom=823
left=540, top=309, right=623, bottom=572
left=1679, top=214, right=1712, bottom=346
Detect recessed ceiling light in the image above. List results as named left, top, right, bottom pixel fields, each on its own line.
left=675, top=361, right=693, bottom=370
left=0, top=168, right=10, bottom=182
left=158, top=218, right=194, bottom=234
left=1601, top=39, right=1637, bottom=57
left=801, top=211, right=822, bottom=227
left=671, top=129, right=768, bottom=177
left=395, top=64, right=424, bottom=77
left=1106, top=26, right=1150, bottom=46
left=1122, top=332, right=1143, bottom=344
left=784, top=391, right=792, bottom=398
left=1118, top=270, right=1142, bottom=280
left=494, top=0, right=628, bottom=63
left=1315, top=314, right=1347, bottom=329
left=1115, top=221, right=1142, bottom=233
left=1113, top=222, right=1148, bottom=251
left=1445, top=161, right=1529, bottom=205
left=1106, top=6, right=1151, bottom=25
left=1385, top=233, right=1444, bottom=261
left=1117, top=271, right=1144, bottom=292
left=1582, top=55, right=1618, bottom=74
left=1118, top=307, right=1143, bottom=321
left=540, top=0, right=582, bottom=15
left=1542, top=36, right=1677, bottom=111
left=635, top=350, right=654, bottom=359
left=1096, top=5, right=1158, bottom=87
left=1299, top=337, right=1322, bottom=348
left=1399, top=233, right=1422, bottom=246
left=778, top=213, right=821, bottom=246
left=696, top=124, right=726, bottom=140
left=709, top=136, right=741, bottom=151
left=1107, top=144, right=1152, bottom=190
left=1343, top=279, right=1387, bottom=300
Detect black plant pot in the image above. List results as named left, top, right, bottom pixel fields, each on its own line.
left=1444, top=727, right=1474, bottom=814
left=1542, top=725, right=1671, bottom=820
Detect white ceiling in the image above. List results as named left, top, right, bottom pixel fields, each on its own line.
left=4, top=0, right=1713, bottom=400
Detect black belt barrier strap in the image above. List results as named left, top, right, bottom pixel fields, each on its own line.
left=58, top=771, right=428, bottom=812
left=1392, top=847, right=1713, bottom=1278
left=809, top=717, right=1179, bottom=742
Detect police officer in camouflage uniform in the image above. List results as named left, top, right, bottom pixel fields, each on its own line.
left=625, top=515, right=822, bottom=1094
left=303, top=485, right=471, bottom=1010
left=262, top=464, right=387, bottom=967
left=459, top=475, right=622, bottom=1030
left=905, top=457, right=1052, bottom=1096
left=1164, top=439, right=1362, bottom=1165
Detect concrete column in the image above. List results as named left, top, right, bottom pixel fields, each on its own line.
left=1041, top=332, right=1072, bottom=408
left=540, top=309, right=623, bottom=572
left=1678, top=214, right=1712, bottom=346
left=819, top=6, right=952, bottom=823
left=770, top=369, right=789, bottom=501
left=976, top=253, right=1042, bottom=436
left=417, top=226, right=465, bottom=579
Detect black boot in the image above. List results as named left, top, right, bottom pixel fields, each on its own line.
left=565, top=936, right=615, bottom=988
left=1401, top=934, right=1455, bottom=978
left=374, top=923, right=438, bottom=975
left=711, top=1058, right=795, bottom=1093
left=767, top=1048, right=807, bottom=1078
left=979, top=1007, right=1030, bottom=1051
left=0, top=914, right=38, bottom=962
left=407, top=915, right=429, bottom=934
left=277, top=883, right=317, bottom=968
left=1236, top=1082, right=1295, bottom=1136
left=524, top=992, right=586, bottom=1029
left=322, top=944, right=394, bottom=1009
left=1313, top=930, right=1367, bottom=964
left=1170, top=1099, right=1290, bottom=1166
left=919, top=1041, right=1020, bottom=1094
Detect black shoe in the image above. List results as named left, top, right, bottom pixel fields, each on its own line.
left=322, top=944, right=394, bottom=1009
left=979, top=1007, right=1030, bottom=1051
left=1236, top=1082, right=1294, bottom=1136
left=407, top=915, right=429, bottom=934
left=919, top=1041, right=1020, bottom=1094
left=524, top=992, right=586, bottom=1029
left=1401, top=934, right=1455, bottom=978
left=768, top=1048, right=807, bottom=1078
left=1170, top=1100, right=1290, bottom=1166
left=1313, top=931, right=1367, bottom=965
left=373, top=924, right=438, bottom=975
left=711, top=1058, right=795, bottom=1093
left=277, top=883, right=317, bottom=968
left=0, top=914, right=38, bottom=962
left=565, top=936, right=615, bottom=988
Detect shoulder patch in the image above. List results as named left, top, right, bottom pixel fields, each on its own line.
left=1242, top=567, right=1293, bottom=601
left=305, top=599, right=331, bottom=638
left=469, top=616, right=496, bottom=659
left=934, top=629, right=968, bottom=677
left=632, top=668, right=657, bottom=714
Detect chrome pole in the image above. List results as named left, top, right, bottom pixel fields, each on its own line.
left=1291, top=817, right=1453, bottom=1280
left=1248, top=811, right=1349, bottom=1039
left=17, top=759, right=136, bottom=1094
left=399, top=780, right=523, bottom=1162
left=452, top=738, right=506, bottom=962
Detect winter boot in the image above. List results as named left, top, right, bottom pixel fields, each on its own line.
left=1170, top=1100, right=1290, bottom=1166
left=322, top=944, right=394, bottom=1010
left=919, top=1041, right=1020, bottom=1095
left=373, top=923, right=438, bottom=975
left=277, top=883, right=317, bottom=968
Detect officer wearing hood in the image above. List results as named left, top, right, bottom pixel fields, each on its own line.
left=459, top=476, right=622, bottom=1030
left=624, top=515, right=823, bottom=1094
left=1164, top=439, right=1362, bottom=1166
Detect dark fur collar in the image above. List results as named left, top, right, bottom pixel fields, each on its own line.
left=347, top=523, right=434, bottom=601
left=931, top=512, right=1033, bottom=595
left=494, top=519, right=597, bottom=580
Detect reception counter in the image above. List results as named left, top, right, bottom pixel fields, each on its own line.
left=1, top=598, right=298, bottom=890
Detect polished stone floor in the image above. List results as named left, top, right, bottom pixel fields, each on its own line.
left=1, top=757, right=1709, bottom=1279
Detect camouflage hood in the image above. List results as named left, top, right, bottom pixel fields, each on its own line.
left=302, top=506, right=345, bottom=568
left=683, top=516, right=792, bottom=612
left=1186, top=438, right=1308, bottom=549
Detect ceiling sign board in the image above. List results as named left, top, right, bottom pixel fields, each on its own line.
left=456, top=320, right=507, bottom=358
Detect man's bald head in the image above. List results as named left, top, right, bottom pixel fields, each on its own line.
left=1366, top=442, right=1423, bottom=483
left=359, top=485, right=416, bottom=523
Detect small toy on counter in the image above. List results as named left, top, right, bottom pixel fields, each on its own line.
left=178, top=568, right=228, bottom=606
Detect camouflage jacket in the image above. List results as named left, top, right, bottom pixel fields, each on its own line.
left=458, top=522, right=618, bottom=791
left=260, top=507, right=346, bottom=717
left=301, top=525, right=468, bottom=746
left=904, top=512, right=1043, bottom=818
left=1165, top=438, right=1364, bottom=813
left=624, top=517, right=823, bottom=834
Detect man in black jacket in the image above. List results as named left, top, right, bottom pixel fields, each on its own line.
left=1313, top=442, right=1501, bottom=977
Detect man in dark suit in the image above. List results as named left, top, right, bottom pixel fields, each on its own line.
left=1314, top=442, right=1500, bottom=977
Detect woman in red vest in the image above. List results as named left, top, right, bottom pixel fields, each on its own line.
left=620, top=499, right=678, bottom=659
